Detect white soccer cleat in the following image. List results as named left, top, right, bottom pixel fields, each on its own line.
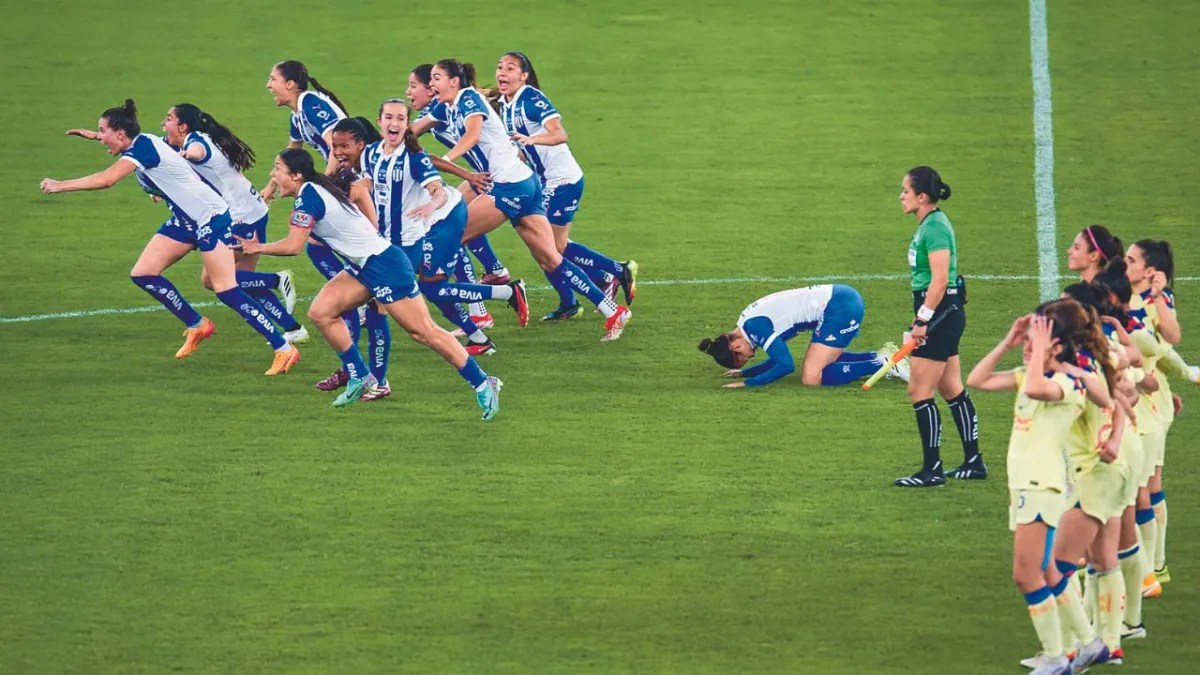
left=1028, top=654, right=1070, bottom=675
left=889, top=356, right=912, bottom=383
left=276, top=269, right=297, bottom=314
left=284, top=325, right=310, bottom=344
left=1187, top=365, right=1200, bottom=384
left=1072, top=637, right=1108, bottom=673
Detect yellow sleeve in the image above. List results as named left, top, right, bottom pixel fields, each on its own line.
left=1052, top=371, right=1086, bottom=407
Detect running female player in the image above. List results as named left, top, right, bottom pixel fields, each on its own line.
left=408, top=63, right=510, bottom=290
left=361, top=100, right=525, bottom=355
left=495, top=51, right=638, bottom=320
left=238, top=148, right=501, bottom=419
left=162, top=103, right=307, bottom=343
left=43, top=99, right=299, bottom=374
left=697, top=284, right=905, bottom=387
left=425, top=59, right=631, bottom=341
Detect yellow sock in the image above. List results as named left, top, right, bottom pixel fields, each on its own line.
left=1120, top=546, right=1144, bottom=626
left=1095, top=567, right=1125, bottom=650
left=1138, top=518, right=1158, bottom=575
left=1055, top=573, right=1096, bottom=645
left=1153, top=498, right=1168, bottom=571
left=1026, top=586, right=1064, bottom=658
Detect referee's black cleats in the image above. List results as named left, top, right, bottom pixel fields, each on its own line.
left=894, top=467, right=946, bottom=488
left=946, top=459, right=989, bottom=480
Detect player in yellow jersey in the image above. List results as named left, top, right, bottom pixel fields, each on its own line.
left=1032, top=299, right=1121, bottom=670
left=967, top=307, right=1098, bottom=674
left=1123, top=243, right=1180, bottom=587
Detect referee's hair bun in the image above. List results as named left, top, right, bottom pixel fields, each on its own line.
left=936, top=182, right=952, bottom=201
left=698, top=338, right=715, bottom=353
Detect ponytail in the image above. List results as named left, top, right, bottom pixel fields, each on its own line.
left=1037, top=298, right=1115, bottom=396
left=101, top=98, right=140, bottom=137
left=173, top=103, right=255, bottom=171
left=275, top=60, right=348, bottom=114
left=907, top=166, right=951, bottom=203
left=277, top=148, right=355, bottom=213
left=698, top=334, right=738, bottom=369
left=435, top=59, right=477, bottom=89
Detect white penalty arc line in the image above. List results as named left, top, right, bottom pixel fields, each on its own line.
left=3, top=273, right=1197, bottom=325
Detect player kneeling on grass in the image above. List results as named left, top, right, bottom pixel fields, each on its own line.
left=237, top=148, right=501, bottom=420
left=698, top=284, right=907, bottom=388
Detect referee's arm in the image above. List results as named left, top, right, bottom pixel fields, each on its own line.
left=920, top=249, right=951, bottom=314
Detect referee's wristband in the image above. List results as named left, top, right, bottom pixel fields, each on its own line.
left=916, top=305, right=936, bottom=322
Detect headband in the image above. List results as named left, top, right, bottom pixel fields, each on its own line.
left=1085, top=227, right=1107, bottom=262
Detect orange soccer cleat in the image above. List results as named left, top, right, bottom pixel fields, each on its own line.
left=265, top=347, right=301, bottom=376
left=175, top=318, right=215, bottom=359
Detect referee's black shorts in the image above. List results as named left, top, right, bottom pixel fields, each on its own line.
left=911, top=283, right=965, bottom=362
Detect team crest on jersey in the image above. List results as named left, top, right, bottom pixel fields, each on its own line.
left=290, top=211, right=315, bottom=228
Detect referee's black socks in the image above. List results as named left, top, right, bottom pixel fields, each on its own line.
left=912, top=398, right=943, bottom=473
left=947, top=390, right=981, bottom=465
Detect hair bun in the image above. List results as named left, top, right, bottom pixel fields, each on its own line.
left=122, top=98, right=137, bottom=115
left=698, top=338, right=713, bottom=353
left=937, top=182, right=952, bottom=201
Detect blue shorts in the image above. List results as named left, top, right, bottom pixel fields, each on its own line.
left=419, top=201, right=469, bottom=277
left=231, top=214, right=268, bottom=242
left=812, top=284, right=865, bottom=349
left=347, top=245, right=420, bottom=304
left=156, top=210, right=234, bottom=253
left=490, top=175, right=546, bottom=224
left=542, top=178, right=584, bottom=226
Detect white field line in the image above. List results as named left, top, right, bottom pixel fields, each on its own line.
left=1029, top=0, right=1060, bottom=301
left=4, top=273, right=1197, bottom=325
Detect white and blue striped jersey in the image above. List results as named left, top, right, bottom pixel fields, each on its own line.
left=288, top=90, right=346, bottom=159
left=120, top=134, right=229, bottom=226
left=417, top=103, right=488, bottom=173
left=365, top=142, right=462, bottom=247
left=737, top=285, right=836, bottom=351
left=500, top=86, right=583, bottom=185
left=290, top=182, right=389, bottom=269
left=181, top=131, right=268, bottom=225
left=429, top=88, right=532, bottom=184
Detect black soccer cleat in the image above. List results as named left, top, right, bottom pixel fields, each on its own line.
left=541, top=303, right=583, bottom=322
left=946, top=460, right=989, bottom=480
left=894, top=467, right=946, bottom=488
left=618, top=260, right=638, bottom=305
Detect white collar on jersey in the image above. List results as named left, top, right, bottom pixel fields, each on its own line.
left=500, top=85, right=529, bottom=106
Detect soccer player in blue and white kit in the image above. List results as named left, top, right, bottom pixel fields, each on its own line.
left=43, top=99, right=300, bottom=374
left=363, top=100, right=526, bottom=357
left=698, top=284, right=904, bottom=387
left=162, top=103, right=307, bottom=344
left=495, top=51, right=638, bottom=320
left=424, top=59, right=632, bottom=341
left=408, top=64, right=511, bottom=291
left=237, top=148, right=501, bottom=419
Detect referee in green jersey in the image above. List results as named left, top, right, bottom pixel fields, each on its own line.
left=894, top=166, right=985, bottom=487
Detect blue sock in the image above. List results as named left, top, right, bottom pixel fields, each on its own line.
left=343, top=307, right=362, bottom=343
left=245, top=287, right=302, bottom=331
left=457, top=356, right=487, bottom=389
left=820, top=357, right=882, bottom=386
left=337, top=345, right=369, bottom=380
left=306, top=242, right=344, bottom=280
left=130, top=274, right=202, bottom=327
left=466, top=236, right=503, bottom=274
left=418, top=279, right=501, bottom=304
left=545, top=269, right=577, bottom=307
left=1136, top=508, right=1156, bottom=525
left=364, top=304, right=391, bottom=383
left=216, top=288, right=285, bottom=349
left=454, top=247, right=479, bottom=283
left=435, top=302, right=479, bottom=336
left=564, top=241, right=623, bottom=277
left=1022, top=585, right=1052, bottom=607
left=550, top=261, right=608, bottom=307
left=236, top=270, right=280, bottom=289
left=1150, top=490, right=1165, bottom=506
left=1054, top=559, right=1078, bottom=578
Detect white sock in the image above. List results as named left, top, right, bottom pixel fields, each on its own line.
left=468, top=331, right=488, bottom=344
left=598, top=299, right=618, bottom=318
left=492, top=285, right=514, bottom=301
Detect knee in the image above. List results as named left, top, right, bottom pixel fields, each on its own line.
left=800, top=368, right=823, bottom=387
left=307, top=304, right=335, bottom=326
left=1012, top=561, right=1041, bottom=590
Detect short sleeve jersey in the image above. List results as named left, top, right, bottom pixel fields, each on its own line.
left=1007, top=368, right=1082, bottom=493
left=909, top=209, right=959, bottom=291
